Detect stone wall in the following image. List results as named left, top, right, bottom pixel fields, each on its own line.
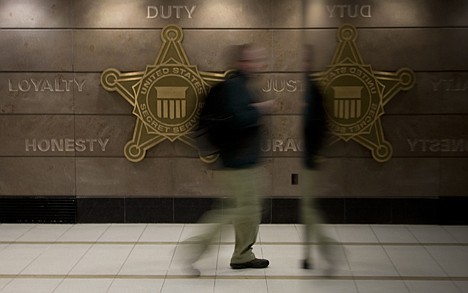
left=0, top=0, right=467, bottom=204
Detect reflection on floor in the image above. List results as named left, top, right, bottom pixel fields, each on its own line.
left=0, top=224, right=467, bottom=292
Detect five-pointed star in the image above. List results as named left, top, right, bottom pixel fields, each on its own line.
left=101, top=25, right=231, bottom=163
left=314, top=24, right=415, bottom=162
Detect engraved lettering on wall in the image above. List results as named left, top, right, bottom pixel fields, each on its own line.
left=25, top=138, right=110, bottom=152
left=8, top=78, right=86, bottom=93
left=431, top=78, right=468, bottom=92
left=146, top=5, right=196, bottom=19
left=261, top=139, right=304, bottom=152
left=326, top=5, right=372, bottom=18
left=262, top=79, right=305, bottom=93
left=407, top=138, right=468, bottom=152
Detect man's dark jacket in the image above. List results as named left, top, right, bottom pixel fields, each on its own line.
left=303, top=78, right=327, bottom=169
left=219, top=71, right=262, bottom=168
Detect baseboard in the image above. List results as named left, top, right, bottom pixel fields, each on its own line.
left=1, top=196, right=466, bottom=224
left=72, top=196, right=468, bottom=225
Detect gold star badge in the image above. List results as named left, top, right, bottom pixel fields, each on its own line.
left=101, top=25, right=231, bottom=163
left=315, top=24, right=415, bottom=162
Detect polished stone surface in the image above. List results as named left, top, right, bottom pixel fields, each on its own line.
left=0, top=0, right=467, bottom=201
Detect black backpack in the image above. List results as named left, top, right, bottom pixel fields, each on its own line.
left=193, top=81, right=232, bottom=156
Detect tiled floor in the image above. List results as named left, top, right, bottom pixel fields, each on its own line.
left=0, top=223, right=467, bottom=292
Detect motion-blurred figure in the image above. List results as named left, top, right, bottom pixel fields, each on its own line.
left=182, top=44, right=274, bottom=274
left=300, top=45, right=337, bottom=272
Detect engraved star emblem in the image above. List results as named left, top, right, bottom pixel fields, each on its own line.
left=314, top=24, right=415, bottom=162
left=101, top=25, right=231, bottom=163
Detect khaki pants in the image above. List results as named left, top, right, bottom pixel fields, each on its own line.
left=186, top=166, right=265, bottom=264
left=300, top=168, right=334, bottom=262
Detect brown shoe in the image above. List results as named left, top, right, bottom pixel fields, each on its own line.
left=230, top=258, right=269, bottom=269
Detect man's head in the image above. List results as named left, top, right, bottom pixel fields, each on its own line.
left=235, top=44, right=267, bottom=74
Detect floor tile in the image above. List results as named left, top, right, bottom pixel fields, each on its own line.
left=371, top=225, right=418, bottom=243
left=0, top=224, right=34, bottom=242
left=15, top=224, right=72, bottom=242
left=97, top=224, right=146, bottom=242
left=384, top=245, right=447, bottom=277
left=355, top=280, right=409, bottom=293
left=21, top=244, right=91, bottom=275
left=0, top=278, right=62, bottom=293
left=335, top=225, right=379, bottom=243
left=53, top=278, right=113, bottom=293
left=455, top=281, right=468, bottom=293
left=405, top=280, right=461, bottom=293
left=178, top=224, right=221, bottom=243
left=118, top=244, right=175, bottom=276
left=443, top=226, right=468, bottom=243
left=0, top=244, right=49, bottom=274
left=214, top=279, right=268, bottom=293
left=261, top=244, right=350, bottom=277
left=0, top=279, right=13, bottom=292
left=259, top=224, right=301, bottom=243
left=345, top=245, right=399, bottom=276
left=265, top=279, right=305, bottom=293
left=407, top=225, right=458, bottom=243
left=169, top=243, right=218, bottom=276
left=69, top=244, right=133, bottom=275
left=425, top=246, right=468, bottom=277
left=267, top=279, right=358, bottom=293
left=107, top=278, right=165, bottom=293
left=1, top=224, right=467, bottom=293
left=260, top=244, right=310, bottom=276
left=161, top=278, right=215, bottom=293
left=295, top=224, right=341, bottom=243
left=139, top=224, right=184, bottom=242
left=57, top=224, right=110, bottom=242
left=0, top=244, right=8, bottom=254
